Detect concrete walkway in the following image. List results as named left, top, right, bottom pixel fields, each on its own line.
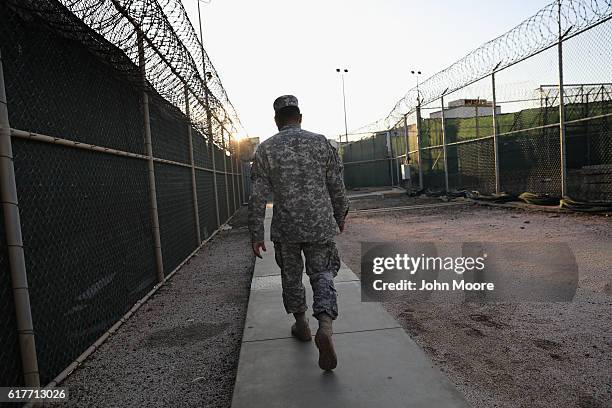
left=231, top=207, right=469, bottom=408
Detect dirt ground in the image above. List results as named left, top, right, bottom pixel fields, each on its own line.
left=59, top=207, right=254, bottom=408
left=336, top=199, right=612, bottom=408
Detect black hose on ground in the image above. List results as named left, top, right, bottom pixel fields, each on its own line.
left=465, top=191, right=517, bottom=202
left=518, top=192, right=560, bottom=206
left=559, top=197, right=612, bottom=213
left=414, top=189, right=611, bottom=213
left=518, top=193, right=612, bottom=212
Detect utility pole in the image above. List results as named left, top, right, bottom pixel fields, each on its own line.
left=336, top=68, right=349, bottom=144
left=557, top=0, right=568, bottom=197
left=411, top=70, right=422, bottom=105
left=412, top=70, right=424, bottom=190
left=197, top=0, right=221, bottom=227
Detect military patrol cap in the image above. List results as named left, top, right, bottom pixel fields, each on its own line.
left=273, top=95, right=299, bottom=113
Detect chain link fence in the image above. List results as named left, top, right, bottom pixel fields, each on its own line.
left=341, top=1, right=611, bottom=203
left=0, top=0, right=248, bottom=388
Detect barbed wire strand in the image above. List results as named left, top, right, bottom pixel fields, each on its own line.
left=12, top=0, right=244, bottom=144
left=352, top=0, right=612, bottom=135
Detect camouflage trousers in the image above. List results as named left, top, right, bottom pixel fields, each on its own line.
left=273, top=240, right=340, bottom=320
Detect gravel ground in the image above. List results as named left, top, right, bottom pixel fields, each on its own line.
left=59, top=206, right=254, bottom=407
left=336, top=201, right=612, bottom=408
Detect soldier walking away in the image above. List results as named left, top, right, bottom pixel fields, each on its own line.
left=248, top=95, right=349, bottom=371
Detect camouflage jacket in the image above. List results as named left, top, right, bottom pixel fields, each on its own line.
left=248, top=124, right=349, bottom=243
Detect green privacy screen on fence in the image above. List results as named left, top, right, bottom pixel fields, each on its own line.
left=0, top=0, right=246, bottom=386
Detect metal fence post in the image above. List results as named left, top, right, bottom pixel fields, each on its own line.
left=440, top=95, right=450, bottom=192
left=221, top=127, right=231, bottom=219
left=236, top=142, right=242, bottom=206
left=239, top=141, right=247, bottom=202
left=235, top=139, right=240, bottom=204
left=184, top=85, right=201, bottom=244
left=403, top=114, right=410, bottom=189
left=403, top=115, right=409, bottom=158
left=204, top=91, right=221, bottom=228
left=236, top=138, right=244, bottom=204
left=0, top=49, right=41, bottom=388
left=557, top=0, right=568, bottom=197
left=137, top=33, right=164, bottom=282
left=416, top=104, right=424, bottom=190
left=229, top=133, right=237, bottom=213
left=491, top=71, right=501, bottom=194
left=475, top=104, right=480, bottom=139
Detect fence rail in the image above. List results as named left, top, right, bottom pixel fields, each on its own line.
left=0, top=0, right=248, bottom=388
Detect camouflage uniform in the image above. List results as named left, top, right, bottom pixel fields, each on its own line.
left=274, top=241, right=341, bottom=318
left=248, top=95, right=349, bottom=320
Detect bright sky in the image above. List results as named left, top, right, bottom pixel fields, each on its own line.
left=182, top=0, right=553, bottom=140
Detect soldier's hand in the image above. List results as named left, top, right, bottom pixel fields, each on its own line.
left=252, top=241, right=267, bottom=259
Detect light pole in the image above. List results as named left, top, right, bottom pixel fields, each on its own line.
left=411, top=70, right=424, bottom=190
left=336, top=68, right=349, bottom=144
left=197, top=0, right=210, bottom=79
left=197, top=0, right=221, bottom=227
left=411, top=70, right=422, bottom=105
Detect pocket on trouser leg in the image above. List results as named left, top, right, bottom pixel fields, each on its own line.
left=305, top=241, right=340, bottom=278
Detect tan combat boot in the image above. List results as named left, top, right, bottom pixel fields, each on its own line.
left=291, top=312, right=312, bottom=342
left=315, top=313, right=337, bottom=371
